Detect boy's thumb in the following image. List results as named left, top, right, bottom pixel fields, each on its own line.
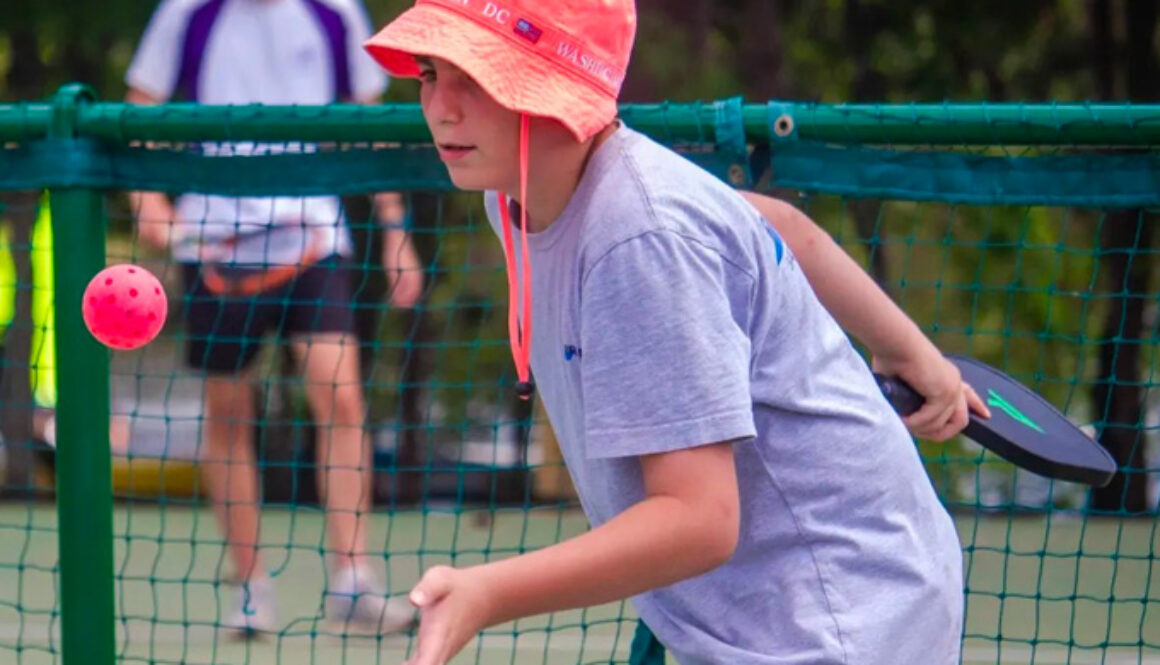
left=410, top=566, right=456, bottom=608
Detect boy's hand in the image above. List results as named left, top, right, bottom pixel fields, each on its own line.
left=873, top=347, right=990, bottom=442
left=404, top=566, right=493, bottom=665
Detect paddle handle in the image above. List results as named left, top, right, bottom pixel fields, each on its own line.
left=873, top=373, right=924, bottom=417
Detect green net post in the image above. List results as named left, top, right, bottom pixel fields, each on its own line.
left=48, top=84, right=115, bottom=665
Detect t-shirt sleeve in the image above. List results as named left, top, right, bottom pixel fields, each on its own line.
left=343, top=0, right=389, bottom=100
left=125, top=0, right=187, bottom=100
left=580, top=231, right=756, bottom=458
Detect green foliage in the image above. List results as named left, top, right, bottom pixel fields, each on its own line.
left=0, top=1, right=1108, bottom=103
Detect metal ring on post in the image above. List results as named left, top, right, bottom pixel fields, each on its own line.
left=773, top=113, right=795, bottom=138
left=727, top=164, right=748, bottom=187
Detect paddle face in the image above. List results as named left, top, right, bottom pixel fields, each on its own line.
left=875, top=355, right=1117, bottom=487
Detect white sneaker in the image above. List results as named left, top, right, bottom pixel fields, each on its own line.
left=325, top=565, right=415, bottom=635
left=222, top=576, right=277, bottom=639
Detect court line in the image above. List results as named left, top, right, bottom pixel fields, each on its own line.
left=0, top=619, right=627, bottom=653
left=4, top=621, right=1158, bottom=663
left=962, top=645, right=1160, bottom=664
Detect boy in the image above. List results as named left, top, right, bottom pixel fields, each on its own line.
left=365, top=1, right=986, bottom=663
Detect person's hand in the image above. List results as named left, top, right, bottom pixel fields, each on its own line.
left=404, top=566, right=493, bottom=665
left=133, top=193, right=178, bottom=252
left=382, top=232, right=425, bottom=308
left=873, top=343, right=990, bottom=442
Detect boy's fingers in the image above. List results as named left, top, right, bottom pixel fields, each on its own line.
left=404, top=616, right=437, bottom=665
left=905, top=398, right=955, bottom=437
left=941, top=392, right=970, bottom=436
left=411, top=608, right=457, bottom=665
left=403, top=639, right=443, bottom=665
left=948, top=395, right=970, bottom=433
left=965, top=383, right=991, bottom=419
left=410, top=566, right=455, bottom=608
left=929, top=399, right=969, bottom=442
left=902, top=404, right=936, bottom=431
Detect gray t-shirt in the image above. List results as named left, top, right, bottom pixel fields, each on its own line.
left=485, top=126, right=963, bottom=665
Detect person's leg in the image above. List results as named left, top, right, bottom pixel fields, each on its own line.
left=182, top=264, right=274, bottom=601
left=291, top=332, right=371, bottom=571
left=199, top=370, right=265, bottom=582
left=284, top=257, right=413, bottom=633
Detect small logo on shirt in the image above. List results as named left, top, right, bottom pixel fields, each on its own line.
left=766, top=226, right=785, bottom=265
left=514, top=18, right=543, bottom=43
left=564, top=345, right=582, bottom=361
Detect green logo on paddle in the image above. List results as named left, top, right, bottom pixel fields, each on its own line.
left=987, top=389, right=1044, bottom=433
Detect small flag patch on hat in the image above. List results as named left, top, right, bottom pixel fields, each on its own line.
left=514, top=18, right=542, bottom=43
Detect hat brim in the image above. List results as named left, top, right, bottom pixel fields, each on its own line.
left=364, top=3, right=615, bottom=141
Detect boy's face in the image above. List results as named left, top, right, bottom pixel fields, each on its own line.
left=417, top=56, right=521, bottom=192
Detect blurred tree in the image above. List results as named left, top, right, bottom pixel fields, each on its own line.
left=1087, top=0, right=1158, bottom=514
left=0, top=0, right=155, bottom=100
left=0, top=1, right=1105, bottom=106
left=843, top=0, right=891, bottom=291
left=722, top=0, right=785, bottom=99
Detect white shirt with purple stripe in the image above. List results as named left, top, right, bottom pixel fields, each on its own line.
left=127, top=0, right=388, bottom=264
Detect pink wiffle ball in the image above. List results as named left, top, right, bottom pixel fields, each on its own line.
left=82, top=264, right=168, bottom=350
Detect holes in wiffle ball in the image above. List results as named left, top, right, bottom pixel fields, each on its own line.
left=130, top=289, right=139, bottom=298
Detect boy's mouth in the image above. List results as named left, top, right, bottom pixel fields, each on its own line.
left=437, top=143, right=476, bottom=162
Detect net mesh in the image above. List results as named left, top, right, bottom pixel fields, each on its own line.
left=790, top=194, right=1160, bottom=663
left=0, top=100, right=1158, bottom=665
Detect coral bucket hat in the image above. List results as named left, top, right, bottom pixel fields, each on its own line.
left=364, top=0, right=636, bottom=141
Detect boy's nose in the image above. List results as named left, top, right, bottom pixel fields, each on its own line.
left=428, top=86, right=463, bottom=126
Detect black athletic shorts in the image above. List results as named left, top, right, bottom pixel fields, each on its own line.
left=180, top=255, right=356, bottom=373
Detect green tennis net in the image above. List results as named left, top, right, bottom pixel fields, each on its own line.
left=0, top=89, right=1157, bottom=665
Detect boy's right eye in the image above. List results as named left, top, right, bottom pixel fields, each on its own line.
left=418, top=68, right=436, bottom=83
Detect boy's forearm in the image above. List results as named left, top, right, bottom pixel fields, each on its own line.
left=740, top=192, right=929, bottom=361
left=472, top=494, right=735, bottom=627
left=784, top=215, right=926, bottom=361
